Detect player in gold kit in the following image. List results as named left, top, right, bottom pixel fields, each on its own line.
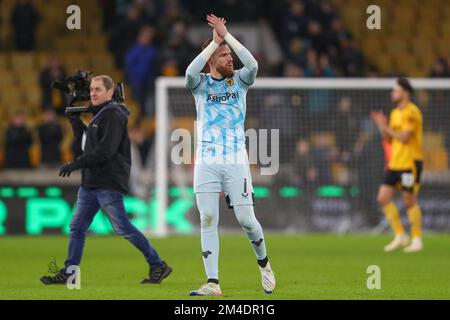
left=371, top=78, right=424, bottom=253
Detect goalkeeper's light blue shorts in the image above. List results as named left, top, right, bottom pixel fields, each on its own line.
left=194, top=152, right=254, bottom=207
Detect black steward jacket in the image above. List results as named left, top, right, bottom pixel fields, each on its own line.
left=69, top=100, right=131, bottom=194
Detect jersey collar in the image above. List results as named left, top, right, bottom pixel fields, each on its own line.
left=208, top=74, right=226, bottom=85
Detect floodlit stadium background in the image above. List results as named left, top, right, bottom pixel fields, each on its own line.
left=0, top=0, right=450, bottom=237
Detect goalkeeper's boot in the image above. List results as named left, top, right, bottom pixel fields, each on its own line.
left=189, top=282, right=223, bottom=296
left=404, top=237, right=423, bottom=253
left=259, top=261, right=276, bottom=294
left=40, top=259, right=70, bottom=285
left=384, top=234, right=409, bottom=252
left=141, top=261, right=172, bottom=284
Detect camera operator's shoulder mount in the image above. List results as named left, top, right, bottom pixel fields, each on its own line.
left=52, top=70, right=126, bottom=115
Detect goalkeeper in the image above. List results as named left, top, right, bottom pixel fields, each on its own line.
left=185, top=14, right=275, bottom=296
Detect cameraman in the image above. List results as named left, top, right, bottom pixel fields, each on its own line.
left=40, top=75, right=172, bottom=285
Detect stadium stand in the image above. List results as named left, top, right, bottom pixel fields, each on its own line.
left=0, top=0, right=449, bottom=178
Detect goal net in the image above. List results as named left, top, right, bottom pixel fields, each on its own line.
left=154, top=78, right=450, bottom=236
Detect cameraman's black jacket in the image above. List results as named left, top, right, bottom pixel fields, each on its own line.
left=69, top=100, right=131, bottom=194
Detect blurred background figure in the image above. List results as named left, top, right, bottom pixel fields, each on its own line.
left=128, top=124, right=154, bottom=199
left=108, top=6, right=146, bottom=68
left=10, top=0, right=40, bottom=51
left=157, top=21, right=196, bottom=76
left=332, top=96, right=358, bottom=163
left=124, top=25, right=158, bottom=116
left=5, top=111, right=32, bottom=168
left=290, top=138, right=318, bottom=188
left=39, top=56, right=67, bottom=114
left=38, top=110, right=63, bottom=168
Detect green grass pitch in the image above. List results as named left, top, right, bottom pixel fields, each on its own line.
left=0, top=234, right=449, bottom=299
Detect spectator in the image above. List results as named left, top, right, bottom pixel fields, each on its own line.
left=128, top=125, right=154, bottom=198
left=286, top=37, right=310, bottom=68
left=354, top=119, right=385, bottom=226
left=157, top=0, right=186, bottom=36
left=340, top=38, right=365, bottom=77
left=283, top=61, right=304, bottom=77
left=325, top=17, right=352, bottom=67
left=10, top=0, right=40, bottom=51
left=367, top=65, right=381, bottom=78
left=429, top=57, right=450, bottom=78
left=304, top=51, right=335, bottom=77
left=108, top=6, right=145, bottom=68
left=38, top=110, right=63, bottom=167
left=332, top=96, right=359, bottom=163
left=259, top=93, right=297, bottom=163
left=307, top=20, right=328, bottom=55
left=281, top=0, right=310, bottom=51
left=5, top=111, right=33, bottom=168
left=39, top=56, right=67, bottom=114
left=311, top=135, right=333, bottom=184
left=157, top=20, right=196, bottom=76
left=290, top=138, right=318, bottom=188
left=310, top=0, right=336, bottom=29
left=124, top=25, right=158, bottom=115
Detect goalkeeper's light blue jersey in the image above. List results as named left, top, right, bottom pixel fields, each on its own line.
left=189, top=70, right=253, bottom=158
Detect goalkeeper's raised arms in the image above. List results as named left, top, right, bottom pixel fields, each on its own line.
left=207, top=13, right=258, bottom=84
left=185, top=14, right=258, bottom=91
left=185, top=42, right=218, bottom=91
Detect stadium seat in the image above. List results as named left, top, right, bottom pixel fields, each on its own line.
left=418, top=5, right=442, bottom=22
left=25, top=86, right=42, bottom=109
left=376, top=53, right=394, bottom=73
left=61, top=53, right=90, bottom=73
left=0, top=70, right=17, bottom=86
left=415, top=25, right=439, bottom=39
left=441, top=21, right=450, bottom=38
left=16, top=71, right=38, bottom=87
left=0, top=86, right=25, bottom=109
left=89, top=54, right=115, bottom=73
left=392, top=4, right=416, bottom=17
left=10, top=53, right=36, bottom=71
left=436, top=41, right=450, bottom=57
left=361, top=36, right=384, bottom=58
left=394, top=54, right=419, bottom=76
left=0, top=53, right=10, bottom=70
left=384, top=37, right=410, bottom=55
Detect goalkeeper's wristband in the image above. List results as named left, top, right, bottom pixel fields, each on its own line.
left=200, top=40, right=220, bottom=60
left=224, top=33, right=243, bottom=52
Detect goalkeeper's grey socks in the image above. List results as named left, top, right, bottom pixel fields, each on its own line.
left=201, top=227, right=219, bottom=280
left=196, top=193, right=220, bottom=281
left=233, top=205, right=267, bottom=260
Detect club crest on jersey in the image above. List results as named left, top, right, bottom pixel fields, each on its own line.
left=206, top=91, right=238, bottom=102
left=226, top=78, right=234, bottom=86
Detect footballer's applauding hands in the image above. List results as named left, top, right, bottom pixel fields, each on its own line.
left=185, top=14, right=275, bottom=296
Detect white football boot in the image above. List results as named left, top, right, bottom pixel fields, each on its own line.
left=384, top=234, right=410, bottom=252
left=259, top=262, right=276, bottom=294
left=404, top=237, right=423, bottom=253
left=189, top=282, right=223, bottom=296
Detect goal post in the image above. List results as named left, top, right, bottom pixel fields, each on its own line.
left=155, top=77, right=450, bottom=236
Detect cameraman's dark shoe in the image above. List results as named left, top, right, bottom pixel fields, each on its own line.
left=40, top=259, right=70, bottom=285
left=141, top=261, right=172, bottom=284
left=41, top=268, right=70, bottom=285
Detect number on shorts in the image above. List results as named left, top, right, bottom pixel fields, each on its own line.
left=401, top=172, right=414, bottom=188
